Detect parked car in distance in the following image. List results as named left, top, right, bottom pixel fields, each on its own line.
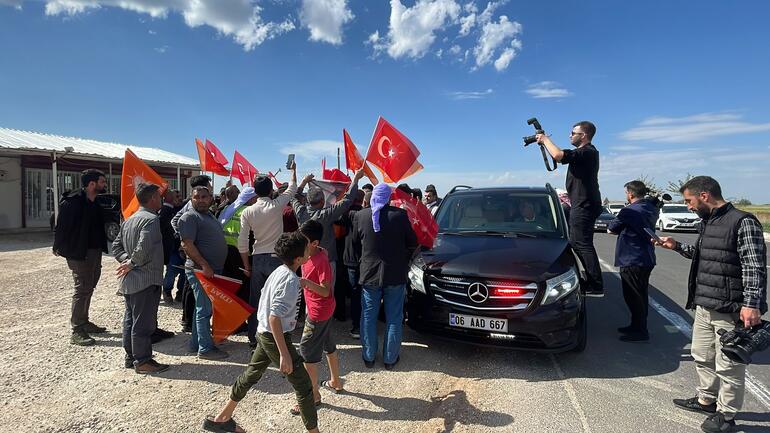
left=656, top=204, right=700, bottom=232
left=594, top=206, right=616, bottom=232
left=607, top=203, right=625, bottom=215
left=406, top=184, right=586, bottom=353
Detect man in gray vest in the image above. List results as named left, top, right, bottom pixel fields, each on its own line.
left=657, top=176, right=767, bottom=433
left=112, top=183, right=170, bottom=374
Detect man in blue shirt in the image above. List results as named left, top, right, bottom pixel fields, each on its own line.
left=607, top=180, right=660, bottom=342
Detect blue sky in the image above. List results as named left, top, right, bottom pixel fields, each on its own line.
left=1, top=0, right=770, bottom=202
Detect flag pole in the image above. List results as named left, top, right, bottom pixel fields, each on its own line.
left=337, top=147, right=341, bottom=170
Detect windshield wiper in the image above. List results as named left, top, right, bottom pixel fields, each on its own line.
left=443, top=230, right=537, bottom=238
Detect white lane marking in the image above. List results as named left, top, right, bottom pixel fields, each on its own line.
left=597, top=257, right=770, bottom=410
left=550, top=354, right=592, bottom=433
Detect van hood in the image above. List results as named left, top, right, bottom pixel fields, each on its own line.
left=417, top=233, right=574, bottom=283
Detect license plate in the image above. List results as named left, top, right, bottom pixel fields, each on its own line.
left=680, top=223, right=694, bottom=227
left=449, top=313, right=508, bottom=332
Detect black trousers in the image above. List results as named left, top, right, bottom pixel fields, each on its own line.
left=181, top=279, right=196, bottom=329
left=123, top=285, right=161, bottom=365
left=569, top=206, right=604, bottom=292
left=619, top=266, right=653, bottom=332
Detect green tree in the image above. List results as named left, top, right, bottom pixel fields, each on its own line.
left=735, top=198, right=753, bottom=206
left=666, top=173, right=695, bottom=198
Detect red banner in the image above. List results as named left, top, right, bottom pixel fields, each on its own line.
left=343, top=129, right=378, bottom=184
left=231, top=151, right=258, bottom=186
left=391, top=187, right=438, bottom=248
left=194, top=271, right=254, bottom=344
left=195, top=138, right=230, bottom=176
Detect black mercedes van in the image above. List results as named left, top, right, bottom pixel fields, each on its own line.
left=406, top=184, right=586, bottom=352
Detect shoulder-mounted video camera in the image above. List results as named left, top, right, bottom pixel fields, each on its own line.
left=717, top=320, right=770, bottom=364
left=522, top=117, right=558, bottom=172
left=643, top=192, right=672, bottom=210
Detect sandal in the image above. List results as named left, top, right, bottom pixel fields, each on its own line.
left=202, top=416, right=244, bottom=433
left=321, top=380, right=345, bottom=394
left=289, top=400, right=322, bottom=416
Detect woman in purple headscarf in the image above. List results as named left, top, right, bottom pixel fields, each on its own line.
left=350, top=183, right=419, bottom=370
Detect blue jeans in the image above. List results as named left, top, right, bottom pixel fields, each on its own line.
left=347, top=267, right=361, bottom=330
left=185, top=270, right=214, bottom=354
left=361, top=284, right=405, bottom=364
left=163, top=251, right=184, bottom=295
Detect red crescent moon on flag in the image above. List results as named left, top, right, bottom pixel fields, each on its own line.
left=378, top=136, right=391, bottom=159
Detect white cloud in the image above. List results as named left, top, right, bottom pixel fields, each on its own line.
left=148, top=29, right=156, bottom=35
left=525, top=81, right=572, bottom=99
left=0, top=0, right=23, bottom=9
left=447, top=88, right=493, bottom=100
left=373, top=0, right=461, bottom=59
left=300, top=0, right=354, bottom=45
left=473, top=14, right=522, bottom=70
left=620, top=111, right=770, bottom=143
left=29, top=0, right=296, bottom=51
left=449, top=44, right=461, bottom=54
left=154, top=45, right=168, bottom=54
left=280, top=139, right=341, bottom=162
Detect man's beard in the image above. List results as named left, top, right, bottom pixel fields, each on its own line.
left=694, top=207, right=710, bottom=220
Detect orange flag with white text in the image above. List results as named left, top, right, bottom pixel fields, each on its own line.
left=194, top=271, right=255, bottom=344
left=121, top=149, right=168, bottom=219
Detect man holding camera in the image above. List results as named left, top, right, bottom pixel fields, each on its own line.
left=655, top=176, right=767, bottom=433
left=537, top=121, right=604, bottom=296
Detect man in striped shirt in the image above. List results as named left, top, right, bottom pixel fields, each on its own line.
left=112, top=183, right=170, bottom=374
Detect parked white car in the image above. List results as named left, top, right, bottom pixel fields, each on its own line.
left=607, top=203, right=625, bottom=215
left=657, top=204, right=700, bottom=232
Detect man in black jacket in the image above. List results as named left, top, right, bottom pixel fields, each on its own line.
left=159, top=189, right=183, bottom=303
left=352, top=183, right=418, bottom=370
left=657, top=176, right=767, bottom=433
left=53, top=169, right=109, bottom=346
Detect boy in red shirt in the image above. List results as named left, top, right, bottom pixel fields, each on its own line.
left=292, top=220, right=344, bottom=415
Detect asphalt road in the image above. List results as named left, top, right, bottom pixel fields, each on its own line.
left=391, top=230, right=770, bottom=433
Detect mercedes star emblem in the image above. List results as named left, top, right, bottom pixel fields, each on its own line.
left=467, top=282, right=489, bottom=304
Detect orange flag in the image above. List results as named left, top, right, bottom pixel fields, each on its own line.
left=195, top=138, right=230, bottom=176
left=194, top=271, right=255, bottom=344
left=343, top=129, right=378, bottom=184
left=121, top=149, right=168, bottom=219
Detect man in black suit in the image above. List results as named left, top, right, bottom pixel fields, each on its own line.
left=351, top=183, right=418, bottom=370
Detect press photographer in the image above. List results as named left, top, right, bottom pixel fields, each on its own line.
left=536, top=121, right=604, bottom=297
left=655, top=176, right=768, bottom=433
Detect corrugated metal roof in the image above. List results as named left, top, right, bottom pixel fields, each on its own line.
left=0, top=127, right=200, bottom=168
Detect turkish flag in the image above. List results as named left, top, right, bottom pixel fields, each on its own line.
left=343, top=129, right=378, bottom=184
left=391, top=187, right=438, bottom=249
left=267, top=171, right=283, bottom=188
left=195, top=138, right=230, bottom=176
left=121, top=149, right=168, bottom=219
left=365, top=117, right=422, bottom=183
left=194, top=271, right=255, bottom=344
left=231, top=151, right=258, bottom=186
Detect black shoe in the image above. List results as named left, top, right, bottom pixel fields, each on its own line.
left=384, top=356, right=400, bottom=371
left=617, top=325, right=636, bottom=334
left=71, top=330, right=96, bottom=346
left=81, top=322, right=107, bottom=334
left=701, top=412, right=735, bottom=433
left=163, top=292, right=175, bottom=304
left=673, top=396, right=717, bottom=415
left=584, top=288, right=605, bottom=298
left=181, top=324, right=192, bottom=333
left=349, top=328, right=360, bottom=339
left=619, top=331, right=649, bottom=342
left=198, top=348, right=229, bottom=360
left=124, top=357, right=135, bottom=368
left=151, top=328, right=175, bottom=343
left=363, top=359, right=375, bottom=369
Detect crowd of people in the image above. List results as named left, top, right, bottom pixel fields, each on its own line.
left=50, top=119, right=767, bottom=433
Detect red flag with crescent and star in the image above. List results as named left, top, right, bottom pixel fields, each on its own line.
left=267, top=171, right=283, bottom=188
left=194, top=271, right=255, bottom=344
left=343, top=129, right=378, bottom=184
left=231, top=151, right=258, bottom=186
left=120, top=149, right=168, bottom=219
left=195, top=138, right=230, bottom=176
left=365, top=117, right=423, bottom=184
left=391, top=187, right=438, bottom=248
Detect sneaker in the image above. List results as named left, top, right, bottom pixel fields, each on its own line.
left=124, top=357, right=135, bottom=369
left=619, top=331, right=649, bottom=343
left=701, top=412, right=735, bottom=433
left=151, top=328, right=175, bottom=343
left=81, top=322, right=107, bottom=334
left=163, top=292, right=175, bottom=304
left=71, top=330, right=95, bottom=346
left=198, top=348, right=229, bottom=360
left=349, top=328, right=360, bottom=339
left=135, top=359, right=170, bottom=374
left=673, top=396, right=717, bottom=415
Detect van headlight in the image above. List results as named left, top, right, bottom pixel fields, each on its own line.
left=408, top=263, right=426, bottom=294
left=542, top=268, right=579, bottom=305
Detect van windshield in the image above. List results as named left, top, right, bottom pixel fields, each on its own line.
left=436, top=192, right=565, bottom=238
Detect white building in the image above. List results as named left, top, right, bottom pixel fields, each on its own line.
left=0, top=127, right=200, bottom=230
